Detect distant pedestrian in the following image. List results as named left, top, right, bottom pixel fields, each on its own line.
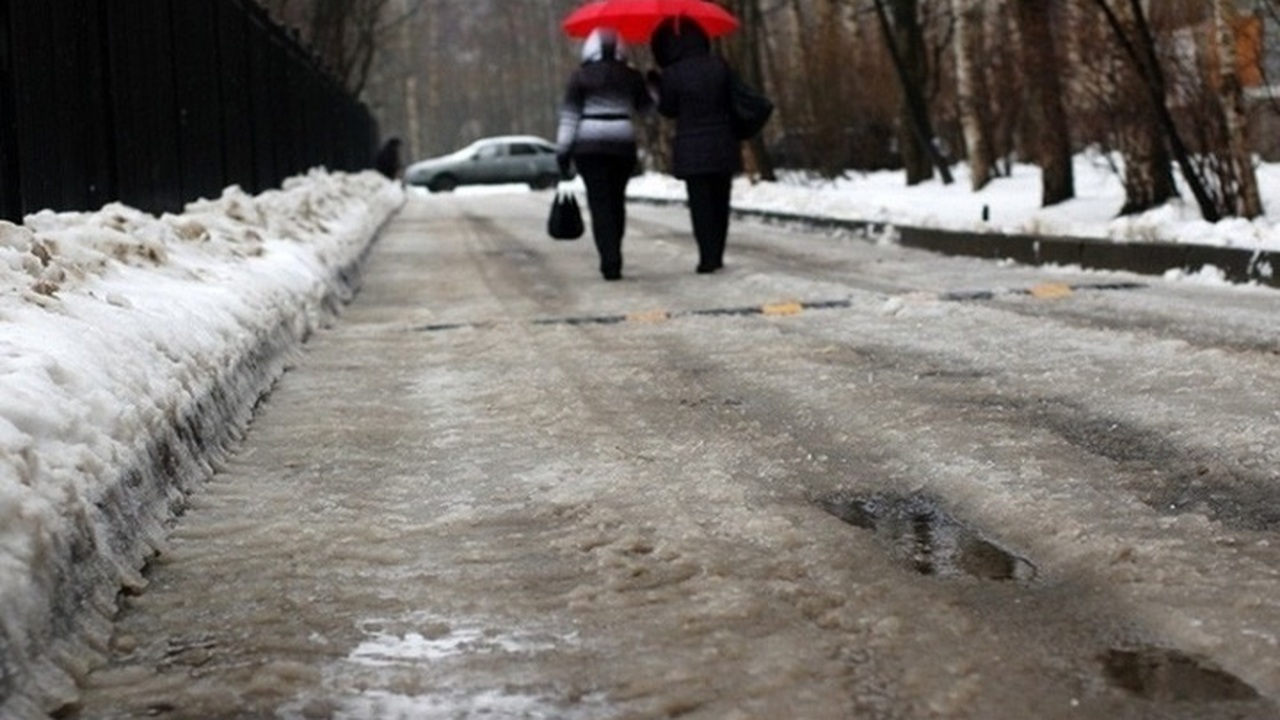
left=649, top=17, right=740, bottom=274
left=556, top=28, right=653, bottom=281
left=375, top=138, right=403, bottom=181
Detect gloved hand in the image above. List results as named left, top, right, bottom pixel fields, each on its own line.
left=557, top=153, right=573, bottom=180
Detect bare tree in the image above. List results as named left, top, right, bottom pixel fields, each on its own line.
left=1213, top=0, right=1263, bottom=218
left=1012, top=0, right=1074, bottom=206
left=872, top=0, right=953, bottom=185
left=724, top=0, right=778, bottom=181
left=258, top=0, right=422, bottom=96
left=1090, top=0, right=1221, bottom=220
left=257, top=0, right=1277, bottom=200
left=952, top=0, right=993, bottom=190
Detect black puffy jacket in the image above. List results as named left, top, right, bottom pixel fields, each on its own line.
left=651, top=19, right=741, bottom=178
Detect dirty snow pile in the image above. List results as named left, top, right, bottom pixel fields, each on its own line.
left=0, top=170, right=403, bottom=716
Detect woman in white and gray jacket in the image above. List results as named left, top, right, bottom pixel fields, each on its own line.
left=557, top=28, right=653, bottom=281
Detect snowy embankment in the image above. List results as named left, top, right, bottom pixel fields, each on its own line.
left=631, top=152, right=1280, bottom=256
left=0, top=171, right=404, bottom=716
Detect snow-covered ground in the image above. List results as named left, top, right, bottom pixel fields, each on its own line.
left=630, top=152, right=1280, bottom=255
left=1, top=155, right=1278, bottom=714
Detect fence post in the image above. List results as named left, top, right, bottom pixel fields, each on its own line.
left=0, top=0, right=18, bottom=222
left=170, top=0, right=226, bottom=203
left=5, top=1, right=58, bottom=219
left=216, top=0, right=254, bottom=194
left=104, top=0, right=183, bottom=215
left=73, top=0, right=115, bottom=213
left=246, top=7, right=279, bottom=192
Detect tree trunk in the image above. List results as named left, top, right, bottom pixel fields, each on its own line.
left=888, top=0, right=930, bottom=184
left=873, top=0, right=953, bottom=185
left=785, top=0, right=819, bottom=169
left=1013, top=0, right=1074, bottom=206
left=1092, top=0, right=1222, bottom=221
left=953, top=0, right=993, bottom=191
left=724, top=0, right=777, bottom=182
left=1213, top=0, right=1263, bottom=219
left=1116, top=117, right=1178, bottom=217
left=422, top=0, right=443, bottom=151
left=399, top=0, right=420, bottom=161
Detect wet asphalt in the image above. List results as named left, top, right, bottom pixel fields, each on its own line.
left=71, top=190, right=1280, bottom=720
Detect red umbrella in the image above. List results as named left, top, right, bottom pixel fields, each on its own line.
left=562, top=0, right=739, bottom=44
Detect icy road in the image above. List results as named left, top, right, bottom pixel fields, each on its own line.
left=73, top=191, right=1280, bottom=719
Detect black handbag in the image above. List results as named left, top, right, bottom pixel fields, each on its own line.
left=547, top=191, right=584, bottom=240
left=729, top=72, right=774, bottom=141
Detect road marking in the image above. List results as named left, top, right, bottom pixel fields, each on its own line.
left=938, top=281, right=1142, bottom=303
left=628, top=309, right=671, bottom=324
left=1029, top=282, right=1074, bottom=299
left=413, top=282, right=1145, bottom=333
left=761, top=301, right=804, bottom=316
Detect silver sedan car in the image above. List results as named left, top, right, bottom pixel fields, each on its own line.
left=405, top=136, right=566, bottom=192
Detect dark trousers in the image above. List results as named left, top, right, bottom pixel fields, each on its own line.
left=685, top=173, right=733, bottom=269
left=576, top=154, right=635, bottom=275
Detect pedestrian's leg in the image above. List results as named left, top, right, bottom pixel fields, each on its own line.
left=686, top=176, right=718, bottom=273
left=708, top=174, right=733, bottom=270
left=578, top=156, right=623, bottom=279
left=605, top=155, right=634, bottom=276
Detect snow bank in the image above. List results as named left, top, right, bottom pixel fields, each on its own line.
left=0, top=170, right=404, bottom=716
left=630, top=152, right=1280, bottom=254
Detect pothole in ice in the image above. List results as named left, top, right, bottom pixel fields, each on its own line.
left=1101, top=647, right=1259, bottom=702
left=818, top=492, right=1036, bottom=581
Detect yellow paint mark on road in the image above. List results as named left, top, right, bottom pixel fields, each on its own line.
left=761, top=301, right=804, bottom=316
left=414, top=284, right=1143, bottom=334
left=1030, top=282, right=1073, bottom=300
left=628, top=309, right=671, bottom=324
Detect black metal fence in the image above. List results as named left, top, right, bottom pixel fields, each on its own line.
left=0, top=0, right=378, bottom=223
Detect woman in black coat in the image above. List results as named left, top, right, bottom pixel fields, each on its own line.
left=650, top=17, right=741, bottom=274
left=374, top=137, right=403, bottom=181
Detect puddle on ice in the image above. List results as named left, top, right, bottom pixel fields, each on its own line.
left=818, top=492, right=1036, bottom=581
left=1102, top=647, right=1260, bottom=702
left=277, top=614, right=609, bottom=720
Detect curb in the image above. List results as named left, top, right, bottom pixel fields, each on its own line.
left=633, top=196, right=1280, bottom=289
left=896, top=226, right=1279, bottom=289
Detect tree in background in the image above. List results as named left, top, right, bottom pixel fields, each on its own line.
left=952, top=0, right=994, bottom=190
left=1012, top=0, right=1074, bottom=207
left=360, top=0, right=583, bottom=159
left=258, top=0, right=421, bottom=95
left=1212, top=0, right=1263, bottom=219
left=254, top=0, right=1278, bottom=222
left=1088, top=0, right=1256, bottom=222
left=723, top=0, right=777, bottom=181
left=873, top=0, right=953, bottom=185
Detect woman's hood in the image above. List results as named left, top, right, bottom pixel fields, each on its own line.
left=651, top=16, right=710, bottom=67
left=582, top=28, right=628, bottom=63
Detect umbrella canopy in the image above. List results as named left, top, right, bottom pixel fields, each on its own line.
left=562, top=0, right=739, bottom=43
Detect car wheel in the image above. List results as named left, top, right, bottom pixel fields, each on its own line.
left=530, top=173, right=559, bottom=190
left=428, top=175, right=458, bottom=193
